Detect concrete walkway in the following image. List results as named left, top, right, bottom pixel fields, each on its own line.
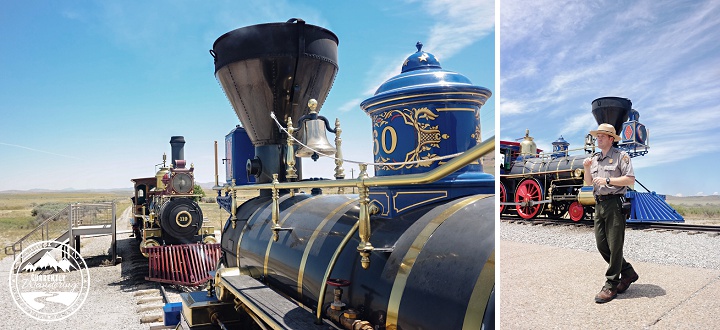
left=500, top=240, right=720, bottom=329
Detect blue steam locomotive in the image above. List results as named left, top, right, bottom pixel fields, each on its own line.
left=177, top=19, right=495, bottom=330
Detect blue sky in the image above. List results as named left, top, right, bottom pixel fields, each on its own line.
left=500, top=0, right=720, bottom=197
left=0, top=0, right=495, bottom=191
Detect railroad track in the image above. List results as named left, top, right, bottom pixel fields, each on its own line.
left=628, top=222, right=720, bottom=234
left=501, top=216, right=720, bottom=235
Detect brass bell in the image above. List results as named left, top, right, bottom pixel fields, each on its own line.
left=295, top=118, right=337, bottom=158
left=295, top=99, right=337, bottom=160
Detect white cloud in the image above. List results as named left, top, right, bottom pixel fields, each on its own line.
left=499, top=99, right=527, bottom=115
left=365, top=0, right=494, bottom=96
left=0, top=142, right=82, bottom=160
left=336, top=98, right=363, bottom=113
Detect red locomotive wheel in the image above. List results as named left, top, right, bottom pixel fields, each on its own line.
left=515, top=179, right=542, bottom=219
left=500, top=182, right=507, bottom=214
left=569, top=201, right=585, bottom=222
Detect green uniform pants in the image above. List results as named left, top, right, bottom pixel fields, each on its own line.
left=594, top=196, right=635, bottom=289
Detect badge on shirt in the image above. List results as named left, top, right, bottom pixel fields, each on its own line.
left=609, top=159, right=613, bottom=164
left=623, top=154, right=630, bottom=163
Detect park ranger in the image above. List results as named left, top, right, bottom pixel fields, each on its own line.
left=583, top=123, right=640, bottom=303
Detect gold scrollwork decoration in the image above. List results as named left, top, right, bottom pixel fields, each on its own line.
left=372, top=107, right=450, bottom=171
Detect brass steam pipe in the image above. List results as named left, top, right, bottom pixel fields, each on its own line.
left=315, top=222, right=359, bottom=324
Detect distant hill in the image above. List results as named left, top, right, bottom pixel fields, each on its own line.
left=665, top=194, right=720, bottom=206
left=198, top=182, right=217, bottom=190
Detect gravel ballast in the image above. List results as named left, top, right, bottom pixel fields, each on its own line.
left=0, top=232, right=155, bottom=329
left=500, top=221, right=720, bottom=270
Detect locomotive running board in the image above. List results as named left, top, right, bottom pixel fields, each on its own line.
left=218, top=274, right=334, bottom=329
left=146, top=243, right=222, bottom=286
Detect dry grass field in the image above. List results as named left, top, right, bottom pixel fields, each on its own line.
left=665, top=195, right=720, bottom=225
left=0, top=190, right=133, bottom=248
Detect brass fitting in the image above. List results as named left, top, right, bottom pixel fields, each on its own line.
left=356, top=183, right=374, bottom=269
left=286, top=117, right=298, bottom=180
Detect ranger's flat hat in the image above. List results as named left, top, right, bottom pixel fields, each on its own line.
left=590, top=123, right=620, bottom=142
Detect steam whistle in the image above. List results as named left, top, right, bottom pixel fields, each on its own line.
left=295, top=99, right=338, bottom=161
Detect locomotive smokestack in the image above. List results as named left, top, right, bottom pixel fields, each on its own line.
left=591, top=97, right=632, bottom=137
left=211, top=19, right=339, bottom=184
left=170, top=136, right=185, bottom=167
left=211, top=19, right=338, bottom=147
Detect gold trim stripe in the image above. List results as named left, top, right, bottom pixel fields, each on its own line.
left=386, top=194, right=491, bottom=330
left=462, top=249, right=495, bottom=330
left=436, top=107, right=477, bottom=112
left=297, top=197, right=356, bottom=297
left=363, top=92, right=490, bottom=112
left=366, top=98, right=488, bottom=116
left=263, top=196, right=317, bottom=277
left=392, top=190, right=448, bottom=213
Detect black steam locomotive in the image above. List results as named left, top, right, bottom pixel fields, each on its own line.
left=500, top=97, right=642, bottom=221
left=130, top=136, right=216, bottom=257
left=178, top=19, right=495, bottom=329
left=500, top=97, right=681, bottom=223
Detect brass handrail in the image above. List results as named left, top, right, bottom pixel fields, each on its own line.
left=217, top=135, right=494, bottom=192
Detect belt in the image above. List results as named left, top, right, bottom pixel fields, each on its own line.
left=595, top=194, right=623, bottom=202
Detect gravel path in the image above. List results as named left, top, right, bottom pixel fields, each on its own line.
left=0, top=207, right=188, bottom=329
left=500, top=221, right=720, bottom=270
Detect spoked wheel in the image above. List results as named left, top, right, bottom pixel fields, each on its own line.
left=550, top=202, right=568, bottom=219
left=500, top=182, right=507, bottom=214
left=568, top=201, right=585, bottom=222
left=515, top=178, right=543, bottom=219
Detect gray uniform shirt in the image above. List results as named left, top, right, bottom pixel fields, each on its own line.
left=590, top=147, right=635, bottom=196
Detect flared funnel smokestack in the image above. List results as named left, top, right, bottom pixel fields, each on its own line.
left=211, top=19, right=339, bottom=146
left=591, top=97, right=631, bottom=136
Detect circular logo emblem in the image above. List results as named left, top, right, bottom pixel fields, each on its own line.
left=8, top=241, right=90, bottom=321
left=176, top=210, right=192, bottom=227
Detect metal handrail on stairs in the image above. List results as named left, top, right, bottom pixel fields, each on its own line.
left=4, top=204, right=72, bottom=259
left=4, top=202, right=117, bottom=262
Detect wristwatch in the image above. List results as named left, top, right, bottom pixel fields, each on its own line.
left=606, top=177, right=610, bottom=185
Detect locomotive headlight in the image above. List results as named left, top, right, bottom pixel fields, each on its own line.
left=172, top=173, right=194, bottom=194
